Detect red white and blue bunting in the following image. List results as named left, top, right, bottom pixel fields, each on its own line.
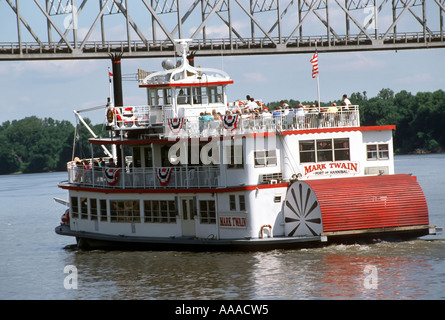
left=222, top=114, right=239, bottom=131
left=104, top=168, right=121, bottom=186
left=156, top=167, right=173, bottom=186
left=167, top=117, right=184, bottom=135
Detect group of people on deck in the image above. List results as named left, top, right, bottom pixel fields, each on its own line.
left=73, top=156, right=118, bottom=183
left=225, top=94, right=352, bottom=118
left=187, top=94, right=354, bottom=134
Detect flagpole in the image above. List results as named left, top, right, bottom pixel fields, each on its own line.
left=108, top=67, right=114, bottom=107
left=315, top=40, right=321, bottom=113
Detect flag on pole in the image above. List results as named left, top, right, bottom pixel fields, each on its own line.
left=310, top=50, right=319, bottom=78
left=108, top=67, right=113, bottom=82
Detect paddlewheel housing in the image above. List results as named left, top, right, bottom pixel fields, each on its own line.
left=284, top=174, right=429, bottom=237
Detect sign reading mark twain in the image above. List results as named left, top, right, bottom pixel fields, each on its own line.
left=302, top=161, right=360, bottom=176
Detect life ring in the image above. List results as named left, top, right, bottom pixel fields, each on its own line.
left=106, top=108, right=115, bottom=123
left=260, top=224, right=273, bottom=239
left=61, top=209, right=70, bottom=224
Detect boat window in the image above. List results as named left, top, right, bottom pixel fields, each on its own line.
left=110, top=200, right=141, bottom=223
left=317, top=139, right=333, bottom=162
left=239, top=195, right=246, bottom=211
left=148, top=89, right=161, bottom=106
left=208, top=86, right=223, bottom=104
left=193, top=87, right=207, bottom=105
left=100, top=199, right=107, bottom=222
left=300, top=138, right=350, bottom=163
left=367, top=144, right=377, bottom=160
left=367, top=144, right=389, bottom=160
left=254, top=150, right=277, bottom=167
left=133, top=147, right=142, bottom=168
left=229, top=195, right=236, bottom=211
left=80, top=197, right=88, bottom=219
left=299, top=140, right=316, bottom=163
left=199, top=200, right=216, bottom=224
left=378, top=144, right=389, bottom=159
left=71, top=196, right=79, bottom=219
left=176, top=88, right=191, bottom=105
left=164, top=88, right=172, bottom=105
left=334, top=138, right=350, bottom=161
left=148, top=88, right=172, bottom=106
left=144, top=147, right=153, bottom=167
left=90, top=199, right=98, bottom=221
left=144, top=200, right=177, bottom=223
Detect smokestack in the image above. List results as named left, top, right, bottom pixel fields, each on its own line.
left=110, top=53, right=124, bottom=168
left=110, top=53, right=124, bottom=107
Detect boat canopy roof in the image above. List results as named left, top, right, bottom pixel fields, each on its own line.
left=139, top=39, right=233, bottom=88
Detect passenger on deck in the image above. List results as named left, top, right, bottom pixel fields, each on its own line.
left=73, top=157, right=82, bottom=183
left=280, top=100, right=289, bottom=108
left=327, top=103, right=338, bottom=113
left=82, top=159, right=91, bottom=169
left=342, top=94, right=351, bottom=109
left=273, top=106, right=282, bottom=118
left=107, top=158, right=116, bottom=167
left=212, top=109, right=220, bottom=120
left=295, top=104, right=305, bottom=128
left=241, top=95, right=251, bottom=110
left=247, top=98, right=259, bottom=110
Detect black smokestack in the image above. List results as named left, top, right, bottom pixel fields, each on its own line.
left=110, top=53, right=124, bottom=168
left=110, top=53, right=124, bottom=107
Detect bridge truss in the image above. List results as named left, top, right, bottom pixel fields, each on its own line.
left=1, top=0, right=445, bottom=60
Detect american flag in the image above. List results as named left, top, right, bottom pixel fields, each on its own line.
left=310, top=51, right=319, bottom=78
left=108, top=67, right=113, bottom=83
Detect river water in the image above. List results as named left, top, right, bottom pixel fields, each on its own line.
left=0, top=154, right=444, bottom=301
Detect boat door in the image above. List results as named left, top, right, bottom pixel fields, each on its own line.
left=180, top=197, right=196, bottom=236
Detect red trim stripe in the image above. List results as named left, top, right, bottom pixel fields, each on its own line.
left=89, top=125, right=396, bottom=146
left=59, top=182, right=289, bottom=194
left=139, top=80, right=234, bottom=88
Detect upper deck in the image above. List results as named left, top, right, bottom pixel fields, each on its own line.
left=104, top=40, right=360, bottom=139
left=106, top=104, right=360, bottom=139
left=62, top=40, right=375, bottom=192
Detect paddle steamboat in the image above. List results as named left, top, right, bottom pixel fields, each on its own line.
left=56, top=40, right=439, bottom=250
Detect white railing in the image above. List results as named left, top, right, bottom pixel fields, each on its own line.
left=163, top=106, right=360, bottom=138
left=108, top=105, right=360, bottom=137
left=68, top=164, right=220, bottom=189
left=109, top=105, right=151, bottom=128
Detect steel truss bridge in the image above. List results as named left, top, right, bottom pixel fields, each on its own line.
left=1, top=0, right=445, bottom=61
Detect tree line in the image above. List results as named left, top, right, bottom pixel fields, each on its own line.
left=0, top=88, right=444, bottom=174
left=0, top=116, right=107, bottom=175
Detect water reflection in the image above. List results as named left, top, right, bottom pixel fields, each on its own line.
left=59, top=240, right=445, bottom=300
left=62, top=251, right=259, bottom=300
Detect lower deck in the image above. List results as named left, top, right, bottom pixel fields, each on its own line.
left=58, top=173, right=438, bottom=251
left=63, top=185, right=286, bottom=241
